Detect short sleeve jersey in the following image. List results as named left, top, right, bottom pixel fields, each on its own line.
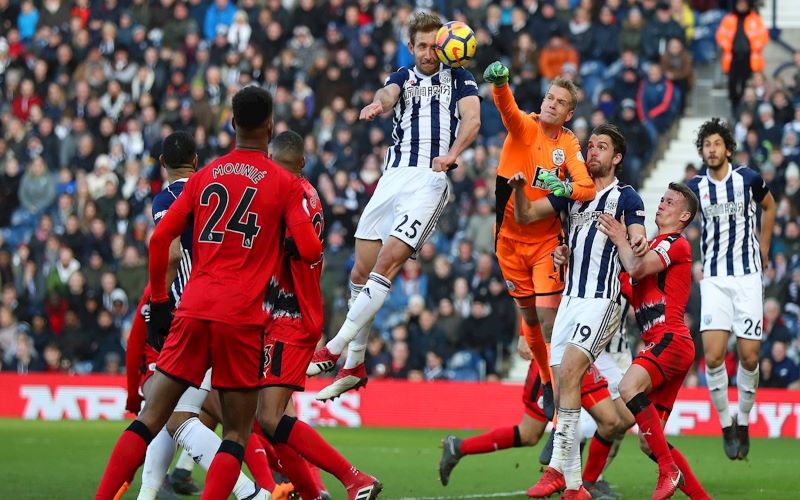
left=632, top=233, right=693, bottom=341
left=265, top=176, right=325, bottom=345
left=166, top=149, right=310, bottom=326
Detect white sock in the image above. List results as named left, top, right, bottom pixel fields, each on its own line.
left=174, top=448, right=196, bottom=472
left=343, top=282, right=372, bottom=369
left=706, top=363, right=731, bottom=426
left=327, top=273, right=391, bottom=355
left=139, top=427, right=176, bottom=499
left=737, top=363, right=759, bottom=426
left=549, top=407, right=580, bottom=473
left=173, top=417, right=258, bottom=500
left=563, top=420, right=583, bottom=490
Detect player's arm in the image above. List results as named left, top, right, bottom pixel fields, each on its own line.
left=360, top=83, right=401, bottom=120
left=485, top=62, right=536, bottom=141
left=153, top=199, right=184, bottom=292
left=507, top=172, right=558, bottom=223
left=149, top=197, right=191, bottom=303
left=562, top=134, right=595, bottom=201
left=597, top=213, right=664, bottom=280
left=433, top=95, right=480, bottom=172
left=759, top=191, right=776, bottom=269
left=284, top=180, right=323, bottom=264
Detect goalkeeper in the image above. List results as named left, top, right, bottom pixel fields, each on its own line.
left=484, top=61, right=595, bottom=419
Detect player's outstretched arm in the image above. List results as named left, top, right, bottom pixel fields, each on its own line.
left=597, top=214, right=663, bottom=280
left=485, top=61, right=536, bottom=140
left=759, top=191, right=776, bottom=269
left=359, top=84, right=401, bottom=121
left=432, top=95, right=480, bottom=172
left=563, top=134, right=595, bottom=201
left=508, top=172, right=556, bottom=224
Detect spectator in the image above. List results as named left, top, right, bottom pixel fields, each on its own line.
left=465, top=198, right=495, bottom=255
left=0, top=158, right=22, bottom=227
left=365, top=333, right=390, bottom=378
left=203, top=0, right=235, bottom=41
left=409, top=309, right=448, bottom=370
left=616, top=98, right=651, bottom=189
left=637, top=62, right=680, bottom=145
left=660, top=37, right=694, bottom=111
left=641, top=1, right=684, bottom=62
left=619, top=7, right=645, bottom=56
left=766, top=341, right=800, bottom=389
left=461, top=296, right=498, bottom=376
left=716, top=0, right=769, bottom=113
left=424, top=351, right=448, bottom=381
left=760, top=298, right=794, bottom=359
left=388, top=340, right=411, bottom=379
left=4, top=333, right=44, bottom=373
left=18, top=158, right=57, bottom=217
left=538, top=34, right=579, bottom=84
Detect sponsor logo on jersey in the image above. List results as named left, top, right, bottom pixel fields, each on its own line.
left=704, top=314, right=712, bottom=325
left=532, top=166, right=559, bottom=190
left=704, top=200, right=744, bottom=218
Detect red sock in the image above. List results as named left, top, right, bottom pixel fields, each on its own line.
left=202, top=442, right=244, bottom=500
left=272, top=442, right=321, bottom=499
left=245, top=432, right=276, bottom=490
left=95, top=426, right=150, bottom=499
left=670, top=445, right=708, bottom=498
left=583, top=432, right=613, bottom=482
left=310, top=465, right=327, bottom=493
left=460, top=426, right=519, bottom=455
left=631, top=400, right=674, bottom=470
left=521, top=323, right=551, bottom=384
left=282, top=417, right=359, bottom=486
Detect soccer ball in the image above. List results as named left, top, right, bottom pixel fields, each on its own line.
left=434, top=21, right=477, bottom=68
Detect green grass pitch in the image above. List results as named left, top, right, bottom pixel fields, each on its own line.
left=1, top=419, right=798, bottom=499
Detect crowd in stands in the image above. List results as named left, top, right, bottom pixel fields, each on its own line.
left=0, top=0, right=796, bottom=388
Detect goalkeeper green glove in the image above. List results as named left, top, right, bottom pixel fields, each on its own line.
left=483, top=61, right=509, bottom=86
left=538, top=171, right=573, bottom=198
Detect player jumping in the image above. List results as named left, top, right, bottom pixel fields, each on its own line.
left=307, top=11, right=481, bottom=400
left=483, top=61, right=596, bottom=419
left=688, top=118, right=775, bottom=460
left=598, top=183, right=710, bottom=500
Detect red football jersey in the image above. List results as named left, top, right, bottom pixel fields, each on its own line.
left=632, top=233, right=693, bottom=341
left=156, top=149, right=311, bottom=326
left=266, top=176, right=325, bottom=345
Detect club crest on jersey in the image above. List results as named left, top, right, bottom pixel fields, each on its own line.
left=641, top=341, right=656, bottom=353
left=440, top=70, right=451, bottom=86
left=532, top=166, right=559, bottom=190
left=505, top=280, right=516, bottom=292
left=552, top=148, right=565, bottom=166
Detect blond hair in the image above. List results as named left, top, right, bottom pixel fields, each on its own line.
left=550, top=77, right=579, bottom=111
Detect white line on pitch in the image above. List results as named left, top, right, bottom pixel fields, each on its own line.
left=390, top=491, right=527, bottom=500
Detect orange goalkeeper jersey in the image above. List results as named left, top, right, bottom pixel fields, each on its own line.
left=493, top=84, right=595, bottom=244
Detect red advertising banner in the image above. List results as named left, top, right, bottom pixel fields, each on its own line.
left=1, top=374, right=799, bottom=438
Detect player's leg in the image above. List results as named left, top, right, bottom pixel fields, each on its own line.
left=699, top=276, right=738, bottom=458
left=582, top=397, right=622, bottom=495
left=137, top=376, right=179, bottom=500
left=521, top=304, right=556, bottom=419
left=96, top=371, right=189, bottom=499
left=168, top=391, right=222, bottom=495
left=731, top=273, right=763, bottom=459
left=202, top=389, right=259, bottom=500
left=258, top=386, right=382, bottom=499
left=281, top=398, right=329, bottom=497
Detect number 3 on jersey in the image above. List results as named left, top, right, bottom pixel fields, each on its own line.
left=199, top=183, right=261, bottom=248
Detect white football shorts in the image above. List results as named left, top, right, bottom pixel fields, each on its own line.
left=700, top=273, right=763, bottom=340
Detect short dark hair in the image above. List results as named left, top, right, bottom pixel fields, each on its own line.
left=161, top=131, right=196, bottom=168
left=408, top=11, right=442, bottom=45
left=271, top=130, right=304, bottom=166
left=232, top=86, right=273, bottom=130
left=668, top=182, right=699, bottom=227
left=695, top=117, right=736, bottom=160
left=592, top=123, right=626, bottom=159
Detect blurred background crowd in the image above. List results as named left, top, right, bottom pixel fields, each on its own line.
left=0, top=0, right=797, bottom=389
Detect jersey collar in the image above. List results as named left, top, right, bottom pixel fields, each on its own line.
left=595, top=177, right=619, bottom=196
left=412, top=63, right=443, bottom=79
left=166, top=178, right=189, bottom=187
left=706, top=163, right=733, bottom=185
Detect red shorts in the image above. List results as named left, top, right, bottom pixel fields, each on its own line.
left=523, top=361, right=610, bottom=422
left=157, top=315, right=267, bottom=390
left=633, top=332, right=695, bottom=420
left=263, top=321, right=317, bottom=391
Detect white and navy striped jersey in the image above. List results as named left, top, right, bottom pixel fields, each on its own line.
left=152, top=178, right=193, bottom=305
left=687, top=165, right=770, bottom=277
left=549, top=180, right=646, bottom=300
left=383, top=64, right=479, bottom=170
